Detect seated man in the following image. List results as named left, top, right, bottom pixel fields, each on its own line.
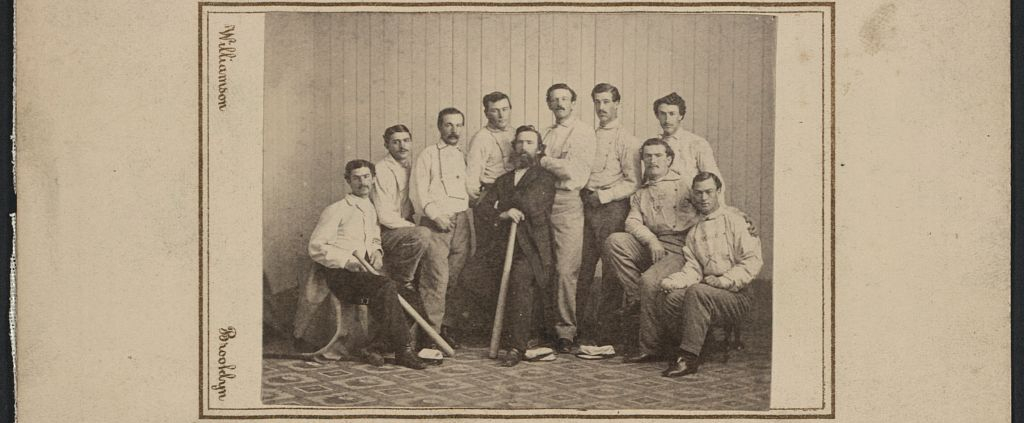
left=477, top=125, right=558, bottom=367
left=654, top=172, right=763, bottom=377
left=307, top=159, right=426, bottom=370
left=370, top=124, right=432, bottom=286
left=604, top=138, right=701, bottom=357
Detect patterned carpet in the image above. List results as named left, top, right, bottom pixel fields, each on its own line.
left=263, top=279, right=771, bottom=410
left=263, top=323, right=769, bottom=409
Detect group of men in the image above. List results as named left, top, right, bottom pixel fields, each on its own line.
left=307, top=83, right=763, bottom=377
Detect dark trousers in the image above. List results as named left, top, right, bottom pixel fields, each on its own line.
left=577, top=194, right=630, bottom=342
left=321, top=266, right=410, bottom=354
left=664, top=283, right=752, bottom=356
left=504, top=256, right=556, bottom=352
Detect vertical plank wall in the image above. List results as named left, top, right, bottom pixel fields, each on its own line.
left=264, top=12, right=776, bottom=295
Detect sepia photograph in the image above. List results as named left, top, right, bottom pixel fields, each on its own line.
left=199, top=2, right=832, bottom=418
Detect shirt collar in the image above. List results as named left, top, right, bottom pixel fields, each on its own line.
left=383, top=154, right=410, bottom=170
left=553, top=117, right=576, bottom=129
left=702, top=205, right=726, bottom=221
left=436, top=141, right=463, bottom=152
left=486, top=124, right=511, bottom=133
left=598, top=118, right=621, bottom=130
left=643, top=169, right=683, bottom=186
left=345, top=193, right=372, bottom=209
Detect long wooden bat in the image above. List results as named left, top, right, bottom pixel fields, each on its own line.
left=352, top=251, right=456, bottom=357
left=488, top=221, right=518, bottom=359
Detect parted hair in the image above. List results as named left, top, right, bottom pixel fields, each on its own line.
left=653, top=92, right=687, bottom=118
left=591, top=83, right=621, bottom=102
left=436, top=107, right=465, bottom=128
left=382, top=124, right=411, bottom=142
left=640, top=137, right=675, bottom=165
left=513, top=125, right=544, bottom=147
left=482, top=91, right=511, bottom=109
left=693, top=171, right=723, bottom=190
left=545, top=83, right=577, bottom=102
left=344, top=159, right=376, bottom=179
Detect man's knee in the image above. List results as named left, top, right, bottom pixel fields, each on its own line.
left=604, top=232, right=635, bottom=259
left=683, top=283, right=717, bottom=306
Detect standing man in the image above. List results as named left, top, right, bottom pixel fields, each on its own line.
left=465, top=91, right=515, bottom=203
left=473, top=125, right=558, bottom=367
left=654, top=92, right=724, bottom=186
left=307, top=159, right=426, bottom=370
left=603, top=138, right=701, bottom=361
left=370, top=124, right=432, bottom=285
left=540, top=83, right=598, bottom=353
left=576, top=83, right=642, bottom=346
left=410, top=107, right=472, bottom=349
left=653, top=172, right=762, bottom=377
left=466, top=92, right=516, bottom=249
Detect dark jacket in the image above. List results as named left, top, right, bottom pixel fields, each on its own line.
left=446, top=165, right=557, bottom=334
left=475, top=166, right=557, bottom=286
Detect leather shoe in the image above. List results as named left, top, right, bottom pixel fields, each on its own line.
left=363, top=351, right=385, bottom=367
left=395, top=348, right=427, bottom=370
left=500, top=349, right=522, bottom=367
left=555, top=338, right=573, bottom=354
left=440, top=326, right=461, bottom=350
left=661, top=357, right=699, bottom=377
left=622, top=352, right=660, bottom=364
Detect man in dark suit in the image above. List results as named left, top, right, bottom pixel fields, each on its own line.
left=473, top=125, right=558, bottom=367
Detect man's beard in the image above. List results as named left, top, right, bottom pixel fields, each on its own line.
left=444, top=134, right=460, bottom=144
left=514, top=152, right=537, bottom=169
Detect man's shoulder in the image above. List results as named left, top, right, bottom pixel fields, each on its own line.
left=677, top=129, right=710, bottom=145
left=716, top=206, right=756, bottom=232
left=320, top=198, right=353, bottom=214
left=534, top=167, right=558, bottom=185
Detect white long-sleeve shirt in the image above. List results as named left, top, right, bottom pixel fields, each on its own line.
left=410, top=141, right=469, bottom=221
left=370, top=155, right=415, bottom=229
left=662, top=205, right=763, bottom=292
left=465, top=125, right=515, bottom=201
left=540, top=117, right=597, bottom=192
left=587, top=118, right=642, bottom=204
left=308, top=194, right=383, bottom=269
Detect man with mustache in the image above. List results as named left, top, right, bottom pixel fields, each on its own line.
left=409, top=108, right=472, bottom=350
left=654, top=92, right=724, bottom=189
left=540, top=83, right=598, bottom=353
left=576, top=83, right=642, bottom=346
left=370, top=124, right=432, bottom=290
left=307, top=159, right=427, bottom=370
left=603, top=138, right=702, bottom=362
left=466, top=92, right=516, bottom=249
left=472, top=125, right=558, bottom=367
left=650, top=172, right=762, bottom=377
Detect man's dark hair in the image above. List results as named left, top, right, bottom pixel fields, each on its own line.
left=382, top=124, right=411, bottom=142
left=692, top=171, right=723, bottom=190
left=513, top=125, right=544, bottom=147
left=436, top=107, right=465, bottom=129
left=546, top=83, right=577, bottom=102
left=591, top=83, right=621, bottom=102
left=482, top=91, right=511, bottom=109
left=652, top=92, right=687, bottom=118
left=640, top=137, right=675, bottom=166
left=344, top=159, right=376, bottom=180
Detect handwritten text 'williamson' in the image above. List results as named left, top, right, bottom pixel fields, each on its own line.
left=217, top=25, right=236, bottom=111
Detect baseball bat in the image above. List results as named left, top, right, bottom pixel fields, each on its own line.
left=351, top=251, right=456, bottom=357
left=488, top=221, right=518, bottom=359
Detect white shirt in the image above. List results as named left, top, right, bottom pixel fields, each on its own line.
left=308, top=194, right=383, bottom=269
left=513, top=168, right=527, bottom=186
left=540, top=117, right=597, bottom=192
left=410, top=141, right=469, bottom=221
left=371, top=155, right=415, bottom=229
